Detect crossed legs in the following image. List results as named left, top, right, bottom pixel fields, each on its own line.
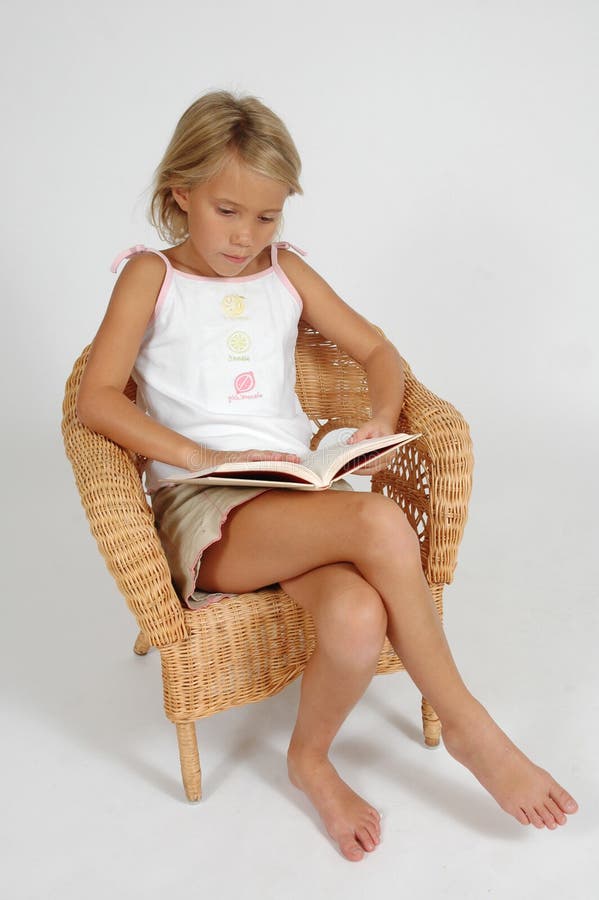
left=197, top=488, right=578, bottom=861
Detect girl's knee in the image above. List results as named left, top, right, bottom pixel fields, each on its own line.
left=356, top=492, right=421, bottom=561
left=317, top=586, right=387, bottom=663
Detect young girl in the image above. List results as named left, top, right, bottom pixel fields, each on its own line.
left=76, top=90, right=578, bottom=862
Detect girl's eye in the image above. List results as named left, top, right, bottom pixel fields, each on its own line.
left=218, top=207, right=276, bottom=224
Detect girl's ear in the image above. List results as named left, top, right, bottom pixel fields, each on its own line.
left=171, top=186, right=190, bottom=212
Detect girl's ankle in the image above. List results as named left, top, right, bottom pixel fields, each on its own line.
left=439, top=695, right=488, bottom=736
left=287, top=740, right=330, bottom=764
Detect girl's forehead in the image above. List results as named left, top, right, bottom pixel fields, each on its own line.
left=203, top=158, right=288, bottom=206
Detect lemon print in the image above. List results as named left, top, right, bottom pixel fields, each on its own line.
left=227, top=331, right=251, bottom=353
left=221, top=294, right=246, bottom=317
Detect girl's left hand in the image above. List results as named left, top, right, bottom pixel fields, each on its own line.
left=346, top=416, right=398, bottom=476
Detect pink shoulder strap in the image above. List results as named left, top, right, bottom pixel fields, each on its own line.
left=110, top=244, right=172, bottom=273
left=270, top=241, right=306, bottom=309
left=270, top=240, right=307, bottom=267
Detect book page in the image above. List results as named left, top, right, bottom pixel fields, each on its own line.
left=157, top=429, right=420, bottom=488
left=300, top=428, right=417, bottom=481
left=298, top=428, right=358, bottom=477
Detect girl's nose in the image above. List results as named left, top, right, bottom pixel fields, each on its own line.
left=230, top=223, right=253, bottom=246
left=231, top=233, right=251, bottom=248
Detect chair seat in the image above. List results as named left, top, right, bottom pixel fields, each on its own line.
left=158, top=582, right=443, bottom=723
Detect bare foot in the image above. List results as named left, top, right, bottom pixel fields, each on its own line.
left=442, top=700, right=579, bottom=829
left=287, top=748, right=382, bottom=861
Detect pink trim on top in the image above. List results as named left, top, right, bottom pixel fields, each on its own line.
left=108, top=240, right=308, bottom=317
left=165, top=242, right=306, bottom=284
left=271, top=241, right=307, bottom=310
left=110, top=245, right=174, bottom=324
left=173, top=266, right=273, bottom=283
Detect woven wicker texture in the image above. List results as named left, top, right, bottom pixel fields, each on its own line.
left=62, top=318, right=473, bottom=799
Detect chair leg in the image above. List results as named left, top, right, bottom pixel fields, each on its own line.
left=176, top=723, right=202, bottom=801
left=421, top=696, right=441, bottom=747
left=133, top=630, right=151, bottom=655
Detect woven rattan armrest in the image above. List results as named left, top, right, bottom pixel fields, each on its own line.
left=62, top=346, right=187, bottom=649
left=372, top=359, right=474, bottom=586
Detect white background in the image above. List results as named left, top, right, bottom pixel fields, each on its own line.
left=2, top=1, right=598, bottom=897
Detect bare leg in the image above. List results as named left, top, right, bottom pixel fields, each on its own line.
left=198, top=489, right=579, bottom=832
left=279, top=562, right=387, bottom=861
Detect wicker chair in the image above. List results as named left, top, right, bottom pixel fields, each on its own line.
left=61, top=319, right=473, bottom=801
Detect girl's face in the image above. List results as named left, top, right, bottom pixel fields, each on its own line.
left=171, top=155, right=289, bottom=277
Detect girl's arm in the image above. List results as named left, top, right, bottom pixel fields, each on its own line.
left=349, top=340, right=405, bottom=440
left=278, top=249, right=405, bottom=436
left=77, top=253, right=302, bottom=471
left=76, top=253, right=220, bottom=472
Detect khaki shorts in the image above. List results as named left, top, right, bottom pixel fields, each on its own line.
left=150, top=478, right=355, bottom=610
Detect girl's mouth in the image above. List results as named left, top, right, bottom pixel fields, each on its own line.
left=223, top=253, right=249, bottom=263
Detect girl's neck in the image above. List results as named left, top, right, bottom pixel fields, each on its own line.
left=163, top=244, right=272, bottom=278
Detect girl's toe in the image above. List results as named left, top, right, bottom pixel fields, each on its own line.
left=366, top=814, right=381, bottom=838
left=550, top=786, right=578, bottom=814
left=341, top=837, right=364, bottom=860
left=545, top=797, right=567, bottom=826
left=356, top=826, right=375, bottom=851
left=363, top=821, right=380, bottom=846
left=528, top=808, right=546, bottom=829
left=538, top=805, right=557, bottom=829
left=516, top=808, right=530, bottom=826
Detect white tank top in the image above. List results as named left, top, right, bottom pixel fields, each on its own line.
left=110, top=241, right=314, bottom=496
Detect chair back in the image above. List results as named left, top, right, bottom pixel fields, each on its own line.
left=294, top=319, right=373, bottom=425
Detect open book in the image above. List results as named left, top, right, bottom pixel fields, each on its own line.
left=157, top=428, right=421, bottom=491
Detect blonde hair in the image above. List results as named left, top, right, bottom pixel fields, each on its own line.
left=149, top=90, right=303, bottom=243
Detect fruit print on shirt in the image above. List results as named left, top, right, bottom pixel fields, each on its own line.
left=227, top=330, right=251, bottom=361
left=235, top=371, right=255, bottom=392
left=221, top=294, right=248, bottom=318
left=228, top=370, right=263, bottom=404
left=219, top=294, right=263, bottom=402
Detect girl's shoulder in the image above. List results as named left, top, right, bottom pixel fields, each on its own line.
left=111, top=249, right=169, bottom=301
left=274, top=242, right=309, bottom=270
left=109, top=247, right=172, bottom=328
left=110, top=244, right=171, bottom=276
left=274, top=243, right=314, bottom=287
